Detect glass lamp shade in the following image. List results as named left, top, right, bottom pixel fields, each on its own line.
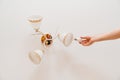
left=58, top=33, right=74, bottom=46
left=29, top=49, right=44, bottom=64
left=28, top=15, right=43, bottom=32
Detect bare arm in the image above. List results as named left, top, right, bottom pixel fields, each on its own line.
left=80, top=28, right=120, bottom=46
left=93, top=29, right=120, bottom=42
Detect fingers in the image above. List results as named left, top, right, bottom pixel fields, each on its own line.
left=79, top=36, right=90, bottom=43
left=80, top=40, right=90, bottom=46
left=79, top=39, right=87, bottom=44
left=80, top=36, right=91, bottom=40
left=79, top=36, right=93, bottom=46
left=81, top=42, right=92, bottom=46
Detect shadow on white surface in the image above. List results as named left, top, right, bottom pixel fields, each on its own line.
left=29, top=49, right=112, bottom=80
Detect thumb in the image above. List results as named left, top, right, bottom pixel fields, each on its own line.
left=80, top=36, right=91, bottom=40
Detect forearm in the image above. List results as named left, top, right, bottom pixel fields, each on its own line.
left=92, top=29, right=120, bottom=42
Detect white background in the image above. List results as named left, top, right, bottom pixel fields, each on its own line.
left=0, top=0, right=120, bottom=80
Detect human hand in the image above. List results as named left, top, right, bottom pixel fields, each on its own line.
left=79, top=36, right=95, bottom=46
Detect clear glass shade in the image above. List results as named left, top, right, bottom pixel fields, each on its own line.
left=29, top=49, right=44, bottom=64
left=58, top=33, right=74, bottom=46
left=28, top=15, right=43, bottom=32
